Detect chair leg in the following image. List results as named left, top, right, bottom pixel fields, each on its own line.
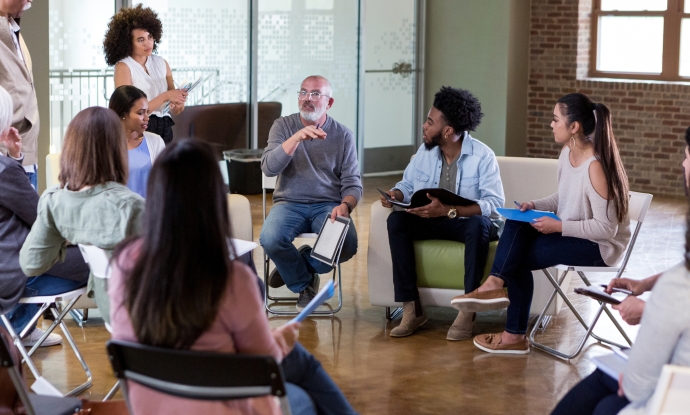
left=4, top=295, right=93, bottom=396
left=576, top=271, right=633, bottom=347
left=385, top=307, right=403, bottom=321
left=265, top=263, right=343, bottom=317
left=103, top=380, right=120, bottom=401
left=529, top=268, right=631, bottom=360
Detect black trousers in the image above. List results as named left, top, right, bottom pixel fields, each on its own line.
left=387, top=211, right=499, bottom=302
left=551, top=369, right=630, bottom=415
left=147, top=114, right=175, bottom=144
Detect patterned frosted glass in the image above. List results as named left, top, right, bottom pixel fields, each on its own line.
left=686, top=2, right=690, bottom=13
left=49, top=0, right=116, bottom=152
left=598, top=16, right=664, bottom=73
left=681, top=19, right=690, bottom=77
left=140, top=0, right=249, bottom=104
left=257, top=0, right=359, bottom=132
left=600, top=0, right=666, bottom=11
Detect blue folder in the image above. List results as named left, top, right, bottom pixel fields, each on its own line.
left=288, top=280, right=336, bottom=324
left=497, top=208, right=560, bottom=222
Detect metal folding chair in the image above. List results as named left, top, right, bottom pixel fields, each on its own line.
left=261, top=173, right=343, bottom=316
left=0, top=330, right=83, bottom=415
left=529, top=191, right=653, bottom=360
left=106, top=339, right=292, bottom=415
left=0, top=287, right=92, bottom=396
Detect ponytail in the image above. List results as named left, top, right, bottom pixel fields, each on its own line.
left=557, top=93, right=629, bottom=222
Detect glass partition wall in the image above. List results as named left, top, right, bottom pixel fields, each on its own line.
left=48, top=0, right=425, bottom=174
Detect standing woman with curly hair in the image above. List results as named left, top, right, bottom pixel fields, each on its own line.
left=103, top=4, right=186, bottom=144
left=452, top=92, right=631, bottom=354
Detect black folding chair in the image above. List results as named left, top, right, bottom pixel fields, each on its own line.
left=0, top=330, right=82, bottom=415
left=106, top=339, right=292, bottom=414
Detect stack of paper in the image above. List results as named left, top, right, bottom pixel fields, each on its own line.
left=162, top=76, right=203, bottom=114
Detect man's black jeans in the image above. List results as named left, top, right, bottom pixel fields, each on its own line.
left=387, top=211, right=498, bottom=302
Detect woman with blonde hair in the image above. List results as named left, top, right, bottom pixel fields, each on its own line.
left=19, top=107, right=144, bottom=324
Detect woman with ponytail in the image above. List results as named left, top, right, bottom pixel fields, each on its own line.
left=451, top=92, right=631, bottom=354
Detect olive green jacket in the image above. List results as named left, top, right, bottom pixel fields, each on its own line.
left=19, top=182, right=144, bottom=323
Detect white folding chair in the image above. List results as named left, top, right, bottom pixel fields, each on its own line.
left=645, top=365, right=690, bottom=415
left=76, top=244, right=121, bottom=400
left=529, top=191, right=654, bottom=360
left=0, top=287, right=92, bottom=396
left=262, top=173, right=343, bottom=316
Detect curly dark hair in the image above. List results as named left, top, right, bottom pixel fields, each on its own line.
left=432, top=87, right=484, bottom=132
left=103, top=4, right=163, bottom=66
left=685, top=125, right=690, bottom=147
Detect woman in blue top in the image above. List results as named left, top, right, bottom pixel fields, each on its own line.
left=109, top=85, right=165, bottom=198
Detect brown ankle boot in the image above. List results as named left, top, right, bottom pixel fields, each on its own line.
left=390, top=300, right=428, bottom=337
left=446, top=311, right=476, bottom=341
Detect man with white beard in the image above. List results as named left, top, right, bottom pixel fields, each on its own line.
left=261, top=75, right=361, bottom=309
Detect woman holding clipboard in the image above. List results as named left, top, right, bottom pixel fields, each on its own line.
left=104, top=5, right=186, bottom=144
left=108, top=139, right=357, bottom=415
left=451, top=93, right=631, bottom=355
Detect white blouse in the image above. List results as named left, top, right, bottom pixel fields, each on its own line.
left=119, top=55, right=169, bottom=118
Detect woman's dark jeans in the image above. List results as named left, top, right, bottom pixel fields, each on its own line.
left=490, top=220, right=605, bottom=334
left=283, top=342, right=358, bottom=415
left=551, top=369, right=630, bottom=415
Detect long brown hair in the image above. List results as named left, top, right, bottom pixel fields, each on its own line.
left=557, top=93, right=629, bottom=222
left=59, top=107, right=128, bottom=191
left=114, top=139, right=234, bottom=349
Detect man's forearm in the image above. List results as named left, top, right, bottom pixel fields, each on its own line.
left=341, top=195, right=357, bottom=211
left=455, top=203, right=482, bottom=217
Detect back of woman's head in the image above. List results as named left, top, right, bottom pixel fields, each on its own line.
left=0, top=86, right=12, bottom=136
left=557, top=93, right=629, bottom=222
left=59, top=107, right=128, bottom=191
left=109, top=85, right=147, bottom=118
left=120, top=138, right=235, bottom=349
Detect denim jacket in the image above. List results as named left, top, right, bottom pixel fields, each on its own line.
left=393, top=133, right=505, bottom=222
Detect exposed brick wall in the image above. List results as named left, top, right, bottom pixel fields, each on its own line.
left=526, top=0, right=690, bottom=196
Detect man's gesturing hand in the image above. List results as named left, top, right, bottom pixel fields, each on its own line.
left=291, top=125, right=327, bottom=142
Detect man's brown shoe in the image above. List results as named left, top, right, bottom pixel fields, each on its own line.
left=473, top=333, right=529, bottom=354
left=450, top=288, right=509, bottom=312
left=446, top=311, right=475, bottom=341
left=390, top=300, right=428, bottom=337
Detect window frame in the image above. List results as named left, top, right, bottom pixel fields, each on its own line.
left=590, top=0, right=690, bottom=81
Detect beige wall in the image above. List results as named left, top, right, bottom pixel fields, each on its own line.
left=424, top=0, right=529, bottom=156
left=20, top=0, right=49, bottom=193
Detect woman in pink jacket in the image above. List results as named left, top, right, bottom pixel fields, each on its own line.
left=109, top=138, right=357, bottom=415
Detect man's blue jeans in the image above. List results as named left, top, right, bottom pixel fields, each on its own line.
left=4, top=275, right=87, bottom=336
left=490, top=220, right=605, bottom=335
left=260, top=202, right=358, bottom=293
left=27, top=168, right=37, bottom=191
left=283, top=343, right=358, bottom=415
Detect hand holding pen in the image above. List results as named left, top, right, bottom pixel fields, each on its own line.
left=514, top=200, right=535, bottom=212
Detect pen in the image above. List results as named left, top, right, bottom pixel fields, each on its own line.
left=311, top=123, right=321, bottom=141
left=599, top=284, right=635, bottom=296
left=514, top=200, right=522, bottom=209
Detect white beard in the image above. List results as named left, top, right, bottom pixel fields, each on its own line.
left=300, top=107, right=326, bottom=122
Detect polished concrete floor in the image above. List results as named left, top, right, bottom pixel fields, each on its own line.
left=22, top=175, right=686, bottom=414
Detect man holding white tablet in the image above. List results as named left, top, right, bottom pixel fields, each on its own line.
left=260, top=75, right=361, bottom=311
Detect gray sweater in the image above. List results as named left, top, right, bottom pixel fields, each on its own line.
left=533, top=146, right=630, bottom=266
left=0, top=157, right=88, bottom=314
left=261, top=113, right=362, bottom=205
left=621, top=262, right=690, bottom=413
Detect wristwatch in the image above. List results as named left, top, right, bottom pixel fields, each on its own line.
left=447, top=207, right=457, bottom=219
left=342, top=201, right=354, bottom=214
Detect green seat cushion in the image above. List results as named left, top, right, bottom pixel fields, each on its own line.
left=414, top=240, right=499, bottom=290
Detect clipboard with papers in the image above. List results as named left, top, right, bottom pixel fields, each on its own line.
left=161, top=76, right=203, bottom=115
left=310, top=216, right=351, bottom=266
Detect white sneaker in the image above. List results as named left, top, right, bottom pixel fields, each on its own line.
left=21, top=328, right=63, bottom=347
